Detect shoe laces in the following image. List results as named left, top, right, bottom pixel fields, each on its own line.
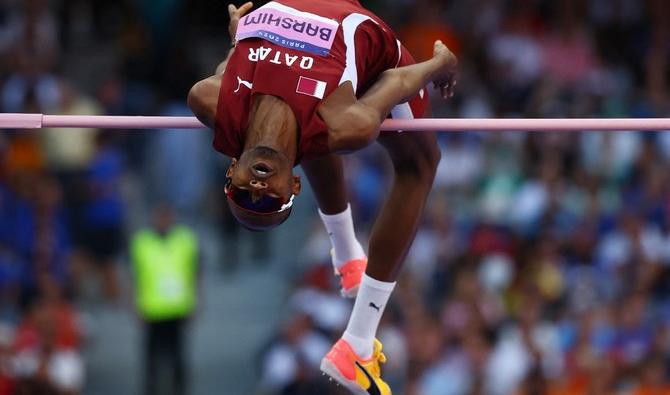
left=372, top=339, right=387, bottom=368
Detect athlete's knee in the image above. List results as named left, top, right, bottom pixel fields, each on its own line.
left=416, top=140, right=441, bottom=180
left=328, top=103, right=381, bottom=153
left=345, top=107, right=381, bottom=150
left=389, top=137, right=441, bottom=182
left=425, top=141, right=441, bottom=171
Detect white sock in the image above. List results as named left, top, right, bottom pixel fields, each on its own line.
left=318, top=204, right=366, bottom=270
left=343, top=274, right=396, bottom=359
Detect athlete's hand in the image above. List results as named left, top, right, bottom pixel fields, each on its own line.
left=228, top=2, right=254, bottom=42
left=431, top=40, right=458, bottom=99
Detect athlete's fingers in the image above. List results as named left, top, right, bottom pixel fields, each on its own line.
left=228, top=4, right=239, bottom=39
left=229, top=2, right=253, bottom=18
left=228, top=1, right=254, bottom=19
left=447, top=78, right=457, bottom=98
left=436, top=76, right=456, bottom=99
left=228, top=2, right=253, bottom=39
left=435, top=81, right=447, bottom=99
left=434, top=72, right=454, bottom=98
left=238, top=1, right=254, bottom=16
left=434, top=81, right=444, bottom=97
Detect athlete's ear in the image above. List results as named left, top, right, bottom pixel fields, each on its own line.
left=291, top=174, right=302, bottom=196
left=226, top=158, right=238, bottom=178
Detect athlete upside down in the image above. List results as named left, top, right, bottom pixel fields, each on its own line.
left=188, top=1, right=458, bottom=394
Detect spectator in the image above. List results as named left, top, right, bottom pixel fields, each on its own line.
left=258, top=314, right=334, bottom=395
left=0, top=324, right=14, bottom=395
left=30, top=176, right=72, bottom=296
left=40, top=82, right=100, bottom=175
left=130, top=205, right=199, bottom=395
left=79, top=131, right=125, bottom=301
left=1, top=0, right=61, bottom=113
left=630, top=355, right=670, bottom=395
left=12, top=289, right=84, bottom=395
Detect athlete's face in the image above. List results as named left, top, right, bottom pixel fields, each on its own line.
left=227, top=146, right=301, bottom=208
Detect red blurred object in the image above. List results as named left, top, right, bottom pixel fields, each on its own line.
left=400, top=23, right=461, bottom=61
left=399, top=1, right=461, bottom=61
left=469, top=225, right=515, bottom=256
left=0, top=376, right=15, bottom=395
left=302, top=264, right=333, bottom=291
left=13, top=300, right=81, bottom=352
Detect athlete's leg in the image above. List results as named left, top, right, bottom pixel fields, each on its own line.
left=301, top=154, right=348, bottom=215
left=341, top=131, right=439, bottom=354
left=359, top=42, right=457, bottom=118
left=327, top=37, right=442, bottom=366
left=318, top=41, right=456, bottom=153
left=368, top=132, right=440, bottom=280
left=320, top=132, right=439, bottom=394
left=302, top=155, right=367, bottom=296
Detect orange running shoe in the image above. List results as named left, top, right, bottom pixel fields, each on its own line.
left=333, top=253, right=367, bottom=298
left=320, top=338, right=391, bottom=395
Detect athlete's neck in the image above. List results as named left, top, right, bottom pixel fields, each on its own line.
left=244, top=94, right=298, bottom=162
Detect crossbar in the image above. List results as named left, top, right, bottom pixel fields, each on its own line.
left=1, top=113, right=669, bottom=132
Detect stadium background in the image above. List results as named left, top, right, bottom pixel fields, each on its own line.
left=0, top=0, right=669, bottom=394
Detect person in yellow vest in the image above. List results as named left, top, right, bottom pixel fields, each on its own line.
left=130, top=205, right=199, bottom=395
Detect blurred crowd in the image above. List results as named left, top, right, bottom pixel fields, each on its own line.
left=0, top=0, right=220, bottom=393
left=257, top=1, right=670, bottom=395
left=0, top=0, right=669, bottom=394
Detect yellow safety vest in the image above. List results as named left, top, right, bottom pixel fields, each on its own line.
left=131, top=226, right=198, bottom=321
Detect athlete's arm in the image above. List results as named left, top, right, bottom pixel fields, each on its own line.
left=216, top=2, right=254, bottom=74
left=215, top=48, right=235, bottom=75
left=188, top=2, right=254, bottom=128
left=319, top=40, right=458, bottom=153
left=188, top=75, right=220, bottom=129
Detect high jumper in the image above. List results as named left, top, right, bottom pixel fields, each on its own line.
left=2, top=1, right=670, bottom=394
left=186, top=1, right=457, bottom=393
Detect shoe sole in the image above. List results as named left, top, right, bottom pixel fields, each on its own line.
left=320, top=358, right=370, bottom=395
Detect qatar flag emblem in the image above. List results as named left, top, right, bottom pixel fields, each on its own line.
left=296, top=76, right=327, bottom=99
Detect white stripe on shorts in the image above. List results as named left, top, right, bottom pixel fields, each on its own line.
left=395, top=39, right=402, bottom=68
left=390, top=102, right=414, bottom=133
left=391, top=102, right=414, bottom=120
left=338, top=13, right=377, bottom=94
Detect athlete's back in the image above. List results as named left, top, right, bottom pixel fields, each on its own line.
left=214, top=0, right=403, bottom=161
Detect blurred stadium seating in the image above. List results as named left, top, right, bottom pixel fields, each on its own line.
left=0, top=0, right=669, bottom=394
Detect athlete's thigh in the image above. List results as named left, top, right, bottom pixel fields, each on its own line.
left=378, top=46, right=437, bottom=164
left=301, top=154, right=349, bottom=214
left=378, top=130, right=439, bottom=170
left=378, top=55, right=438, bottom=167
